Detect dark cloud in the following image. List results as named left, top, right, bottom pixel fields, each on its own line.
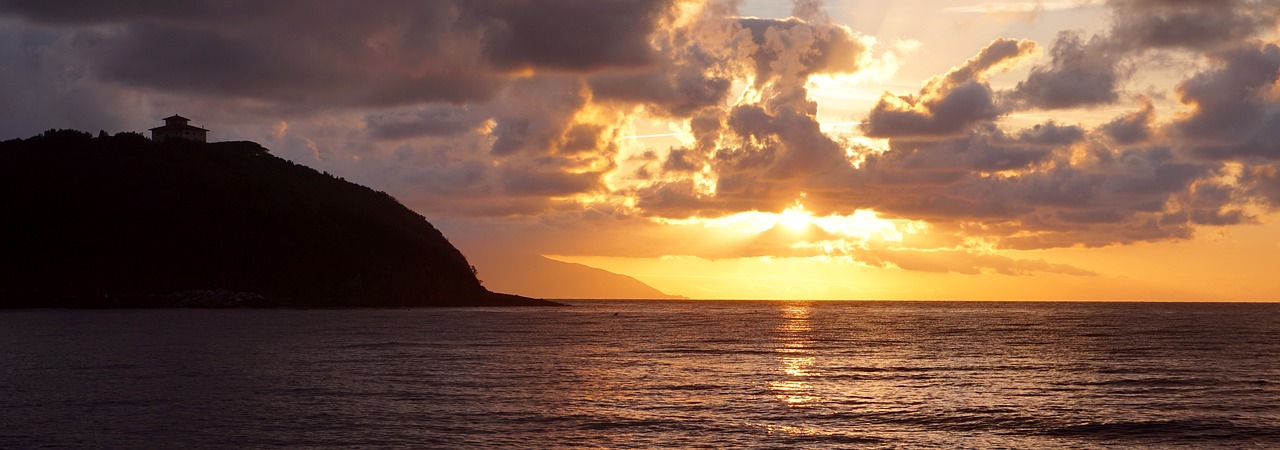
left=585, top=2, right=743, bottom=117
left=942, top=37, right=1039, bottom=86
left=2, top=1, right=497, bottom=107
left=635, top=179, right=719, bottom=218
left=1240, top=163, right=1280, bottom=205
left=1108, top=0, right=1280, bottom=51
left=862, top=38, right=1035, bottom=138
left=663, top=148, right=704, bottom=173
left=872, top=124, right=1059, bottom=175
left=1018, top=121, right=1085, bottom=146
left=1100, top=99, right=1156, bottom=144
left=722, top=105, right=847, bottom=179
left=0, top=0, right=226, bottom=25
left=488, top=77, right=590, bottom=156
left=796, top=127, right=1236, bottom=250
left=460, top=0, right=672, bottom=72
left=863, top=81, right=1001, bottom=138
left=738, top=17, right=866, bottom=84
left=588, top=68, right=733, bottom=117
left=689, top=112, right=724, bottom=149
left=1183, top=181, right=1250, bottom=225
left=1006, top=0, right=1280, bottom=112
left=0, top=24, right=131, bottom=137
left=0, top=0, right=678, bottom=108
left=1010, top=31, right=1123, bottom=110
left=366, top=106, right=490, bottom=141
left=1173, top=42, right=1280, bottom=159
left=558, top=123, right=611, bottom=155
left=390, top=144, right=492, bottom=194
left=500, top=164, right=602, bottom=197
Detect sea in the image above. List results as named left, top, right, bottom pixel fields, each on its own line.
left=2, top=300, right=1278, bottom=448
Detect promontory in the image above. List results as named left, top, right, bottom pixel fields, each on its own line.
left=0, top=129, right=560, bottom=307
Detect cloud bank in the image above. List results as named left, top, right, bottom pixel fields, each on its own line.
left=2, top=0, right=1279, bottom=275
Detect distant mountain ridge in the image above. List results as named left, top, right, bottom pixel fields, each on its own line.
left=0, top=129, right=559, bottom=307
left=468, top=252, right=682, bottom=299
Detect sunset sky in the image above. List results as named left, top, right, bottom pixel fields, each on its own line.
left=3, top=0, right=1279, bottom=300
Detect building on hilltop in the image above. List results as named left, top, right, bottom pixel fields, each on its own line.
left=150, top=115, right=208, bottom=143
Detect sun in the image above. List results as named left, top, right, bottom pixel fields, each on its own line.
left=778, top=201, right=812, bottom=230
left=651, top=198, right=923, bottom=245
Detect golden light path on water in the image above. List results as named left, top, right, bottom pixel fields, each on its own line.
left=771, top=303, right=817, bottom=408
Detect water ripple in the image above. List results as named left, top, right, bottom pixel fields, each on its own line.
left=1, top=301, right=1278, bottom=448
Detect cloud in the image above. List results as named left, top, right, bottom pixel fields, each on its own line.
left=1172, top=42, right=1280, bottom=159
left=488, top=77, right=592, bottom=156
left=941, top=1, right=1102, bottom=14
left=1019, top=121, right=1085, bottom=145
left=365, top=106, right=490, bottom=140
left=1005, top=0, right=1280, bottom=112
left=721, top=104, right=847, bottom=178
left=0, top=1, right=211, bottom=25
left=589, top=69, right=733, bottom=117
left=1009, top=31, right=1123, bottom=110
left=0, top=23, right=140, bottom=137
left=834, top=0, right=1280, bottom=251
left=1100, top=99, right=1156, bottom=144
left=1241, top=163, right=1280, bottom=205
left=860, top=249, right=1097, bottom=276
left=663, top=147, right=705, bottom=173
left=459, top=0, right=672, bottom=72
left=714, top=216, right=1098, bottom=276
left=0, top=0, right=679, bottom=109
left=864, top=123, right=1061, bottom=176
left=499, top=164, right=602, bottom=197
left=620, top=6, right=880, bottom=219
left=811, top=125, right=1240, bottom=249
left=585, top=1, right=745, bottom=117
left=738, top=17, right=867, bottom=85
left=862, top=38, right=1036, bottom=138
left=3, top=0, right=1280, bottom=261
left=635, top=179, right=714, bottom=218
left=1107, top=0, right=1280, bottom=51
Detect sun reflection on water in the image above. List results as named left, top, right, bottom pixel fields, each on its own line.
left=770, top=302, right=819, bottom=407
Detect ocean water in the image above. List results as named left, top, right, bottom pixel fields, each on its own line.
left=2, top=301, right=1278, bottom=448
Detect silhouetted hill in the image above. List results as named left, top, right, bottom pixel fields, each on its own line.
left=469, top=252, right=684, bottom=299
left=0, top=129, right=559, bottom=307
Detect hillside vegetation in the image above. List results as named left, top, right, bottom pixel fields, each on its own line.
left=0, top=129, right=557, bottom=307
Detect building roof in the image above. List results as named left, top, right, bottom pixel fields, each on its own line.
left=151, top=114, right=208, bottom=131
left=150, top=124, right=209, bottom=132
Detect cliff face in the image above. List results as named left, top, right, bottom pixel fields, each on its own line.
left=0, top=130, right=557, bottom=307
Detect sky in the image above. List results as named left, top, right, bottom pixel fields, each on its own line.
left=2, top=0, right=1279, bottom=301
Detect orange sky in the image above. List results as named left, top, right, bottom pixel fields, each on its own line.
left=447, top=0, right=1280, bottom=301
left=2, top=1, right=1279, bottom=300
left=547, top=216, right=1280, bottom=301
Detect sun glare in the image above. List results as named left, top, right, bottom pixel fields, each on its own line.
left=655, top=199, right=924, bottom=249
left=778, top=202, right=813, bottom=230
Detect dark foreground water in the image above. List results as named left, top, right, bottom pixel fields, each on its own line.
left=2, top=301, right=1278, bottom=448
